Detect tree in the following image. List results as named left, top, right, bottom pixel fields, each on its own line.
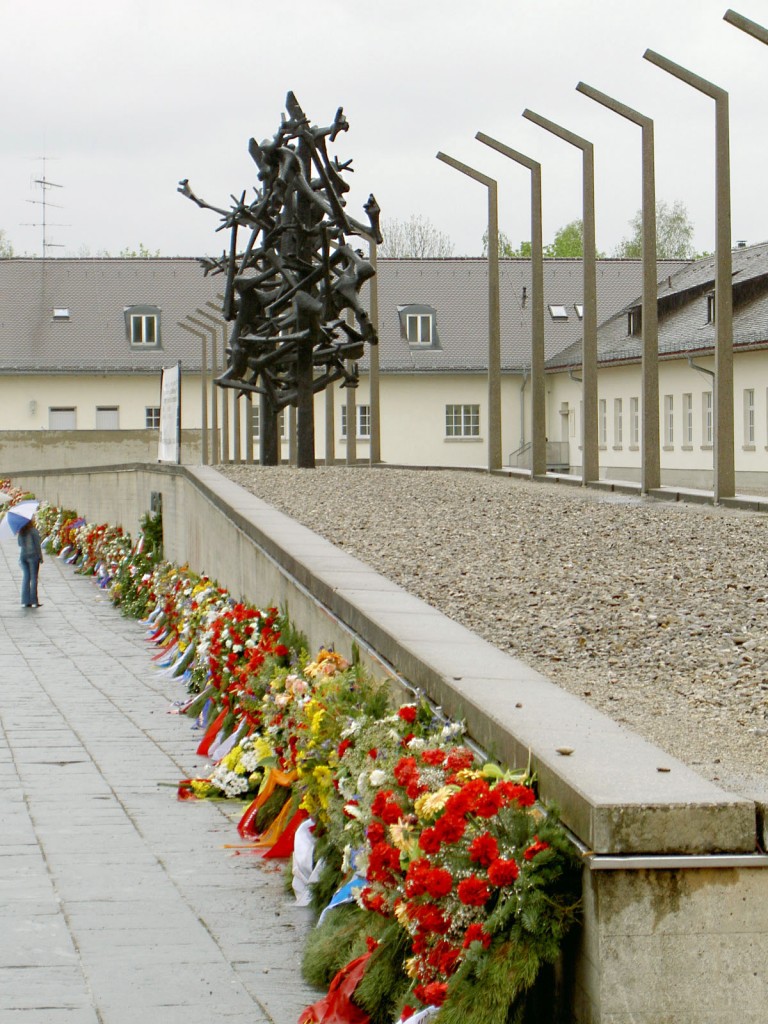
left=483, top=220, right=603, bottom=258
left=0, top=229, right=14, bottom=258
left=379, top=215, right=454, bottom=258
left=613, top=200, right=695, bottom=259
left=547, top=219, right=585, bottom=258
left=117, top=243, right=161, bottom=258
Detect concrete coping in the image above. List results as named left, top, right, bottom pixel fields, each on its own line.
left=189, top=465, right=757, bottom=857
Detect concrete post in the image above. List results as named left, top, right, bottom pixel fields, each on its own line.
left=368, top=240, right=381, bottom=465
left=325, top=381, right=336, bottom=466
left=576, top=83, right=660, bottom=493
left=523, top=110, right=599, bottom=485
left=643, top=50, right=735, bottom=501
left=436, top=153, right=502, bottom=471
left=476, top=134, right=546, bottom=478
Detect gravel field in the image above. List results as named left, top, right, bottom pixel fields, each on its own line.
left=220, top=465, right=768, bottom=803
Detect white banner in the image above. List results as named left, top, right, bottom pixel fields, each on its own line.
left=158, top=363, right=181, bottom=463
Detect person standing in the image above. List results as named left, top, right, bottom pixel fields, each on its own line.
left=18, top=519, right=43, bottom=608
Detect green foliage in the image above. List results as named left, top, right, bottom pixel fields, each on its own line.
left=140, top=509, right=163, bottom=561
left=308, top=834, right=346, bottom=915
left=484, top=220, right=604, bottom=258
left=117, top=242, right=161, bottom=258
left=254, top=783, right=292, bottom=833
left=613, top=199, right=696, bottom=259
left=355, top=923, right=413, bottom=1024
left=301, top=903, right=369, bottom=988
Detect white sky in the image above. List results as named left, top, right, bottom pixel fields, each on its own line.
left=2, top=0, right=768, bottom=259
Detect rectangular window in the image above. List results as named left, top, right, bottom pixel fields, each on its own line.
left=49, top=407, right=76, bottom=429
left=251, top=407, right=285, bottom=440
left=702, top=391, right=713, bottom=445
left=630, top=396, right=640, bottom=446
left=53, top=307, right=70, bottom=320
left=628, top=307, right=641, bottom=336
left=145, top=406, right=161, bottom=429
left=95, top=406, right=119, bottom=430
left=613, top=398, right=623, bottom=446
left=663, top=395, right=674, bottom=445
left=707, top=294, right=715, bottom=324
left=744, top=388, right=755, bottom=445
left=130, top=313, right=158, bottom=346
left=445, top=404, right=480, bottom=438
left=406, top=313, right=433, bottom=345
left=341, top=404, right=371, bottom=439
left=598, top=398, right=607, bottom=446
left=548, top=304, right=568, bottom=320
left=682, top=393, right=693, bottom=445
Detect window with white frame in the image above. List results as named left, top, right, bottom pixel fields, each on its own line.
left=145, top=406, right=161, bottom=429
left=548, top=304, right=568, bottom=320
left=707, top=293, right=715, bottom=324
left=682, top=393, right=693, bottom=446
left=251, top=407, right=286, bottom=440
left=663, top=394, right=674, bottom=445
left=702, top=391, right=713, bottom=445
left=598, top=398, right=607, bottom=446
left=445, top=404, right=480, bottom=438
left=49, top=407, right=77, bottom=429
left=613, top=398, right=623, bottom=446
left=630, top=396, right=639, bottom=446
left=406, top=313, right=433, bottom=345
left=744, top=388, right=755, bottom=445
left=125, top=305, right=161, bottom=347
left=53, top=307, right=70, bottom=320
left=341, top=404, right=371, bottom=439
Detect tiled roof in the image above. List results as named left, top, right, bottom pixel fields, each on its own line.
left=0, top=255, right=686, bottom=376
left=364, top=257, right=687, bottom=373
left=547, top=241, right=768, bottom=369
left=0, top=258, right=223, bottom=374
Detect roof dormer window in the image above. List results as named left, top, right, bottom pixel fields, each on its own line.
left=628, top=306, right=642, bottom=336
left=125, top=305, right=161, bottom=348
left=706, top=293, right=715, bottom=324
left=548, top=304, right=568, bottom=320
left=53, top=308, right=70, bottom=320
left=398, top=304, right=440, bottom=349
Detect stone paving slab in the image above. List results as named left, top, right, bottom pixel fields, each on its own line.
left=0, top=539, right=318, bottom=1023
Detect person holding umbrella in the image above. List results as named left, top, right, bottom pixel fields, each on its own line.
left=1, top=501, right=44, bottom=607
left=18, top=517, right=43, bottom=607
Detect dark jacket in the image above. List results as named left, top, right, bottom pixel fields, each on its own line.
left=18, top=524, right=43, bottom=563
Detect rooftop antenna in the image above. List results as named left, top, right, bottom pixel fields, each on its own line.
left=21, top=157, right=68, bottom=256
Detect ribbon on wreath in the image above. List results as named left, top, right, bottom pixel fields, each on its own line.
left=237, top=767, right=297, bottom=838
left=298, top=952, right=372, bottom=1024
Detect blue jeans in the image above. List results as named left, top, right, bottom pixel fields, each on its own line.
left=20, top=558, right=40, bottom=606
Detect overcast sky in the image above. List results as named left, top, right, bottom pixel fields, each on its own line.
left=3, top=0, right=768, bottom=260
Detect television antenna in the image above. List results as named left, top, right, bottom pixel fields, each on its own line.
left=21, top=157, right=69, bottom=256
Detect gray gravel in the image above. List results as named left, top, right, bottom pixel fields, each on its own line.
left=220, top=465, right=768, bottom=803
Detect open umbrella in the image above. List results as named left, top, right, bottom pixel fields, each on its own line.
left=0, top=500, right=40, bottom=541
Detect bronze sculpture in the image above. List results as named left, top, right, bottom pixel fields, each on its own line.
left=179, top=92, right=381, bottom=467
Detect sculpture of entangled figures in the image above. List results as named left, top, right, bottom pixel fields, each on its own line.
left=178, top=91, right=381, bottom=467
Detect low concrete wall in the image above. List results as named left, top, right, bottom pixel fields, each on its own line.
left=9, top=462, right=768, bottom=1022
left=0, top=429, right=202, bottom=473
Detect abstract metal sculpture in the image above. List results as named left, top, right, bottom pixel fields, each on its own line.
left=179, top=92, right=381, bottom=468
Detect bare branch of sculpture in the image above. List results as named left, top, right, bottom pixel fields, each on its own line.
left=179, top=91, right=381, bottom=467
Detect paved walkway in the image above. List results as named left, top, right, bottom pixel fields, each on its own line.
left=0, top=540, right=318, bottom=1024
